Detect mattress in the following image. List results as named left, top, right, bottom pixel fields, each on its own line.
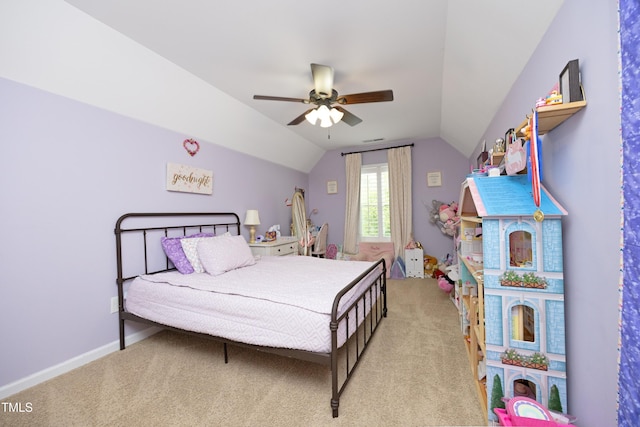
left=125, top=256, right=382, bottom=353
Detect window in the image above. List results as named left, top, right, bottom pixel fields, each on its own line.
left=513, top=379, right=536, bottom=400
left=509, top=230, right=533, bottom=267
left=511, top=304, right=535, bottom=342
left=360, top=163, right=390, bottom=241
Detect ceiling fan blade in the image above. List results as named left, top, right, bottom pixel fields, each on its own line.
left=288, top=109, right=315, bottom=126
left=337, top=89, right=394, bottom=104
left=310, top=63, right=334, bottom=99
left=253, top=95, right=309, bottom=103
left=334, top=106, right=362, bottom=126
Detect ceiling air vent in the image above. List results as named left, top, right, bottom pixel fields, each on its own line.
left=362, top=138, right=385, bottom=144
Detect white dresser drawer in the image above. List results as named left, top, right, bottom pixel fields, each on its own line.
left=249, top=237, right=298, bottom=257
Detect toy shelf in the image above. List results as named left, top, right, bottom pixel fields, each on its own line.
left=457, top=215, right=487, bottom=425
left=515, top=99, right=587, bottom=138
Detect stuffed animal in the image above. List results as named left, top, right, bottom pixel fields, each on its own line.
left=427, top=200, right=460, bottom=237
left=438, top=276, right=454, bottom=293
left=445, top=264, right=460, bottom=282
left=439, top=202, right=460, bottom=236
left=423, top=254, right=438, bottom=277
left=434, top=253, right=453, bottom=278
left=441, top=219, right=457, bottom=236
left=428, top=200, right=443, bottom=224
left=439, top=201, right=458, bottom=223
left=437, top=264, right=459, bottom=293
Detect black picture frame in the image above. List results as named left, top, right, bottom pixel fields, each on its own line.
left=477, top=151, right=488, bottom=169
left=559, top=59, right=583, bottom=103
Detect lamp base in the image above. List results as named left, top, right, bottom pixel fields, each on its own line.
left=249, top=226, right=256, bottom=244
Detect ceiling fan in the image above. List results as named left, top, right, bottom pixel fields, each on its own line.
left=253, top=63, right=394, bottom=128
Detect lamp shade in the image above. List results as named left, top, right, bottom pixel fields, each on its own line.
left=244, top=210, right=260, bottom=225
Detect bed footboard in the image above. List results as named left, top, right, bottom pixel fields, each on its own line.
left=330, top=258, right=387, bottom=418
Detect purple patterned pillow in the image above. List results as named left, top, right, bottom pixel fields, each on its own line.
left=161, top=233, right=213, bottom=274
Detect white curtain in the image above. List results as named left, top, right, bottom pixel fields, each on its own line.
left=388, top=146, right=412, bottom=259
left=343, top=153, right=361, bottom=254
left=291, top=190, right=308, bottom=255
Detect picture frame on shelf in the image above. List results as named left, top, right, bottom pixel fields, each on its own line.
left=559, top=59, right=583, bottom=103
left=477, top=151, right=489, bottom=169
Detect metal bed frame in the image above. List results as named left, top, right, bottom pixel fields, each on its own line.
left=114, top=212, right=387, bottom=417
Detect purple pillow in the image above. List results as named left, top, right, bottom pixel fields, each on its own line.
left=161, top=233, right=213, bottom=274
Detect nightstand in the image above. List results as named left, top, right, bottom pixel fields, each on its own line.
left=248, top=237, right=298, bottom=257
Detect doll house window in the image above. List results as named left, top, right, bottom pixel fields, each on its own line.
left=511, top=304, right=535, bottom=342
left=513, top=379, right=537, bottom=400
left=509, top=230, right=533, bottom=267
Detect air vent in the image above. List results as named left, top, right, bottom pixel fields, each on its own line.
left=362, top=138, right=385, bottom=143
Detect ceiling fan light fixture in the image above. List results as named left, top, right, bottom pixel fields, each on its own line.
left=316, top=105, right=334, bottom=128
left=305, top=108, right=320, bottom=125
left=317, top=105, right=330, bottom=117
left=254, top=63, right=393, bottom=129
left=306, top=105, right=343, bottom=128
left=319, top=116, right=333, bottom=128
left=329, top=107, right=344, bottom=124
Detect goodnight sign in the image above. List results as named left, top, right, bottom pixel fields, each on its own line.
left=166, top=163, right=213, bottom=195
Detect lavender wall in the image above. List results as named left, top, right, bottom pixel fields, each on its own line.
left=471, top=0, right=621, bottom=425
left=0, top=77, right=307, bottom=387
left=307, top=139, right=469, bottom=260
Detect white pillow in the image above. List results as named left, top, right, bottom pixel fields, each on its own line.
left=180, top=232, right=229, bottom=273
left=198, top=234, right=256, bottom=276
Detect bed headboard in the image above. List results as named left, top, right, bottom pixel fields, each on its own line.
left=114, top=212, right=241, bottom=285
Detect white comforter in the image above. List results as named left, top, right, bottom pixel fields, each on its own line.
left=126, top=256, right=382, bottom=353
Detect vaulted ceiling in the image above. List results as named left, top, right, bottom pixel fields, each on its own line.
left=65, top=0, right=563, bottom=158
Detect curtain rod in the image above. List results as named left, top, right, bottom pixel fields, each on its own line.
left=340, top=143, right=414, bottom=156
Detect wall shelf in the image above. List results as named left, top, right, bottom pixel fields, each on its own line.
left=515, top=99, right=587, bottom=138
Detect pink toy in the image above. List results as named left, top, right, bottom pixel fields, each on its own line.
left=494, top=396, right=572, bottom=427
left=439, top=201, right=458, bottom=222
left=438, top=202, right=460, bottom=236
left=428, top=200, right=460, bottom=237
left=438, top=276, right=454, bottom=293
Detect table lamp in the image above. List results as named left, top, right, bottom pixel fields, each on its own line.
left=244, top=210, right=260, bottom=243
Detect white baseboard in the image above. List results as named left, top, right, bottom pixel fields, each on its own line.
left=0, top=326, right=161, bottom=400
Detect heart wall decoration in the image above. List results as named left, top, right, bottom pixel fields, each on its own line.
left=183, top=138, right=200, bottom=157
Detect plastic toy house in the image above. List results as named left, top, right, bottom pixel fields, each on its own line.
left=458, top=174, right=568, bottom=422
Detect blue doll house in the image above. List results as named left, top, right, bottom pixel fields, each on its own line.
left=458, top=174, right=568, bottom=422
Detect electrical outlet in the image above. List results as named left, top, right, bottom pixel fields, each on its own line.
left=110, top=296, right=119, bottom=314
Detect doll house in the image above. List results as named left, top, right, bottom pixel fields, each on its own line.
left=457, top=174, right=568, bottom=422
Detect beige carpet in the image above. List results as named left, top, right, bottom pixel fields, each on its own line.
left=2, top=278, right=485, bottom=426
